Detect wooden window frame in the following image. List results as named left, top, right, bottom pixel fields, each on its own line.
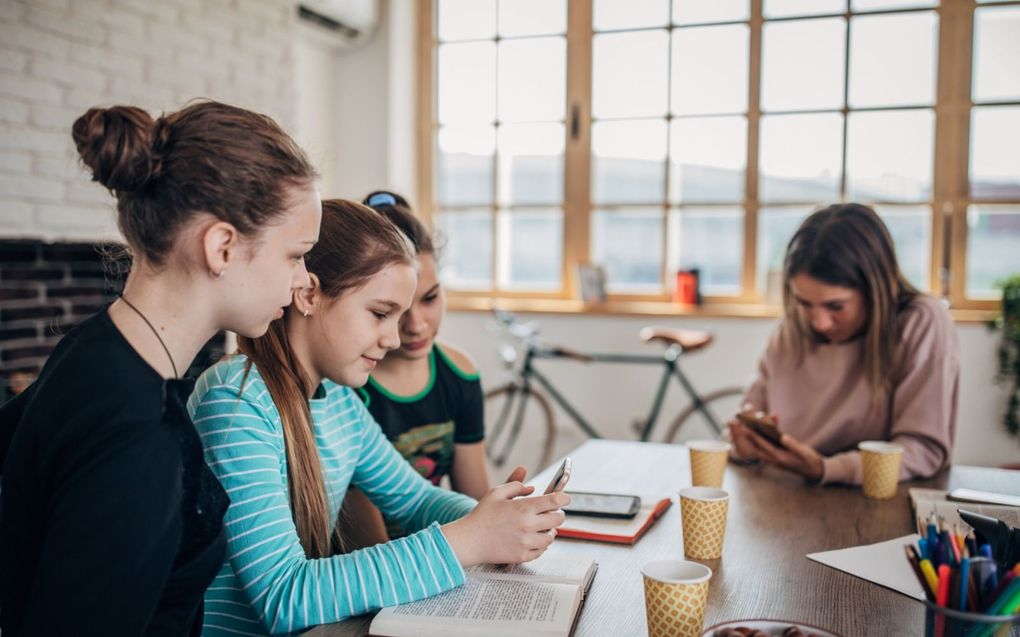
left=416, top=0, right=1013, bottom=322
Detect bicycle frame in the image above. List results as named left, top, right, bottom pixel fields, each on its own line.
left=511, top=342, right=725, bottom=443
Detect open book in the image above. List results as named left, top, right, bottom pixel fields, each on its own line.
left=368, top=553, right=597, bottom=637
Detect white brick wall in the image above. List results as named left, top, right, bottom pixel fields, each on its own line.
left=0, top=0, right=299, bottom=241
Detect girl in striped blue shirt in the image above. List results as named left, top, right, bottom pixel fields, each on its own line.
left=188, top=199, right=568, bottom=636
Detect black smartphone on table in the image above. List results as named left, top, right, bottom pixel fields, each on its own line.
left=562, top=491, right=641, bottom=519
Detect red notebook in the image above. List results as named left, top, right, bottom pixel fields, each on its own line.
left=557, top=497, right=672, bottom=545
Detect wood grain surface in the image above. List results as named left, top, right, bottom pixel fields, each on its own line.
left=307, top=442, right=1018, bottom=637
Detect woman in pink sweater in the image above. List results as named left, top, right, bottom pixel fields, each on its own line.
left=729, top=203, right=959, bottom=485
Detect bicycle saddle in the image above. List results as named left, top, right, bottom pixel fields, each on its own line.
left=639, top=327, right=713, bottom=353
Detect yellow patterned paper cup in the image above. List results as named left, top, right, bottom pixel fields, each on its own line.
left=642, top=559, right=713, bottom=637
left=679, top=487, right=730, bottom=560
left=688, top=440, right=731, bottom=488
left=859, top=441, right=903, bottom=500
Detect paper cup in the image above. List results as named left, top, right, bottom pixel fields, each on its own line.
left=679, top=487, right=730, bottom=560
left=642, top=559, right=713, bottom=637
left=688, top=440, right=731, bottom=488
left=859, top=441, right=904, bottom=500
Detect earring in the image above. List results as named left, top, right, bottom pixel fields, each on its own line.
left=303, top=309, right=310, bottom=317
left=210, top=269, right=225, bottom=280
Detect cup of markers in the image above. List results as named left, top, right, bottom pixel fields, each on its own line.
left=904, top=516, right=1020, bottom=636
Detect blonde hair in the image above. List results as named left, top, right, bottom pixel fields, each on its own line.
left=238, top=199, right=415, bottom=558
left=780, top=203, right=920, bottom=399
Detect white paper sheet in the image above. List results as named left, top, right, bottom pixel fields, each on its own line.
left=806, top=533, right=926, bottom=601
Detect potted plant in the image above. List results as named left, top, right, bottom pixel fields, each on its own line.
left=990, top=275, right=1020, bottom=466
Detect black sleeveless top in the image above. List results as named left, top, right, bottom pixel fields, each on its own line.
left=358, top=344, right=484, bottom=485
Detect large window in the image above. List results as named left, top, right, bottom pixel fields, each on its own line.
left=419, top=0, right=1020, bottom=314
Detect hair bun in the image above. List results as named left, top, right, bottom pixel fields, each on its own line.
left=72, top=106, right=156, bottom=194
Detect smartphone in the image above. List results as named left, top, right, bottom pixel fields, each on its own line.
left=542, top=457, right=572, bottom=495
left=562, top=491, right=641, bottom=519
left=736, top=410, right=784, bottom=447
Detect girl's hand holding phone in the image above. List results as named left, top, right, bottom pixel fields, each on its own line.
left=441, top=465, right=570, bottom=567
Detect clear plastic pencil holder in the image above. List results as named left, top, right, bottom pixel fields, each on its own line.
left=924, top=600, right=1020, bottom=637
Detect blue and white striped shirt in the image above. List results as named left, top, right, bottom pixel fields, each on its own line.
left=187, top=356, right=476, bottom=636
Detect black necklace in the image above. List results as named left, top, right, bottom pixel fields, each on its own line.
left=119, top=295, right=179, bottom=379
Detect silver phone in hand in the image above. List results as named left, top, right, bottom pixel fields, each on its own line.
left=543, top=457, right=572, bottom=495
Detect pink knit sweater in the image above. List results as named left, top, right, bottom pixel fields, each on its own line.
left=743, top=295, right=959, bottom=485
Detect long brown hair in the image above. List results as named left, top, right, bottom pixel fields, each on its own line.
left=72, top=101, right=317, bottom=264
left=781, top=203, right=920, bottom=398
left=237, top=199, right=415, bottom=558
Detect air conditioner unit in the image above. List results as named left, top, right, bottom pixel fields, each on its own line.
left=298, top=0, right=379, bottom=38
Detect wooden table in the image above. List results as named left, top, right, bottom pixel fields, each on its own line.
left=309, top=440, right=1020, bottom=637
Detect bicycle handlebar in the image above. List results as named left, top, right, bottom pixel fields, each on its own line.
left=491, top=309, right=540, bottom=342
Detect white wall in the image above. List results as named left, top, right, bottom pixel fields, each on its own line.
left=0, top=0, right=299, bottom=241
left=297, top=0, right=416, bottom=202
left=294, top=23, right=340, bottom=196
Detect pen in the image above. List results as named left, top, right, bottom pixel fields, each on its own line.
left=919, top=558, right=940, bottom=597
left=997, top=579, right=1020, bottom=615
left=959, top=557, right=970, bottom=611
left=953, top=526, right=967, bottom=559
left=948, top=568, right=960, bottom=615
left=965, top=532, right=978, bottom=557
left=972, top=559, right=999, bottom=609
left=983, top=564, right=1019, bottom=611
left=936, top=564, right=951, bottom=606
left=970, top=578, right=1020, bottom=637
left=967, top=570, right=980, bottom=613
left=935, top=564, right=951, bottom=637
left=938, top=539, right=952, bottom=568
left=919, top=538, right=930, bottom=561
left=905, top=545, right=934, bottom=602
left=946, top=531, right=961, bottom=565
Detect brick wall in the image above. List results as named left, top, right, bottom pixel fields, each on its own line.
left=0, top=238, right=226, bottom=400
left=0, top=0, right=298, bottom=241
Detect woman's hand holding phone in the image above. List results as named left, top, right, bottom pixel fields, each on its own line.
left=729, top=410, right=825, bottom=482
left=441, top=464, right=569, bottom=567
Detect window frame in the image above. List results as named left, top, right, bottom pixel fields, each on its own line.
left=416, top=0, right=1014, bottom=320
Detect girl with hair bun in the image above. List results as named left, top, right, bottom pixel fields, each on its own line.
left=729, top=203, right=959, bottom=485
left=188, top=199, right=568, bottom=637
left=0, top=101, right=321, bottom=636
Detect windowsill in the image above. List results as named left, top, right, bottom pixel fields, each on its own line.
left=446, top=295, right=998, bottom=324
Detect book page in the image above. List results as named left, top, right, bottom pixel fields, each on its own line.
left=468, top=553, right=592, bottom=584
left=369, top=578, right=578, bottom=637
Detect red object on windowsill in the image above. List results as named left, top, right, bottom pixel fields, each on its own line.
left=673, top=269, right=699, bottom=305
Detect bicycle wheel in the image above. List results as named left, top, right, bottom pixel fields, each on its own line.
left=484, top=382, right=556, bottom=473
left=661, top=386, right=745, bottom=444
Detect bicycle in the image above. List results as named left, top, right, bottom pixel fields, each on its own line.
left=483, top=310, right=745, bottom=471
